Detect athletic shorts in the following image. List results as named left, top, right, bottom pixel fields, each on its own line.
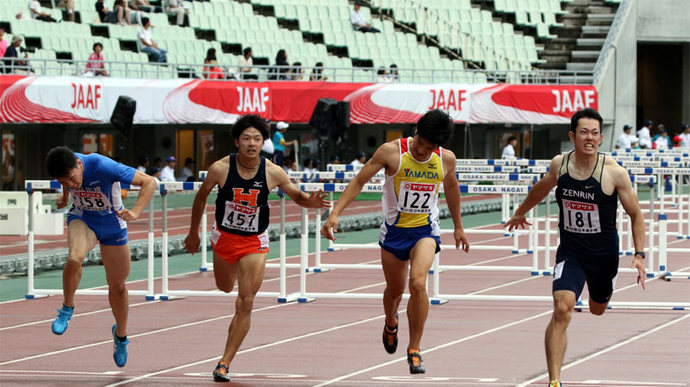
left=211, top=223, right=269, bottom=264
left=378, top=222, right=441, bottom=261
left=552, top=248, right=619, bottom=304
left=67, top=213, right=128, bottom=246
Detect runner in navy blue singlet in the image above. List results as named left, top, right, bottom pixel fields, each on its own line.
left=504, top=108, right=647, bottom=387
left=184, top=115, right=329, bottom=383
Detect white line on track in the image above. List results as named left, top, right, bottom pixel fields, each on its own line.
left=514, top=313, right=690, bottom=387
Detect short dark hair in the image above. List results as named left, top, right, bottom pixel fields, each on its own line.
left=569, top=108, right=602, bottom=133
left=141, top=17, right=150, bottom=26
left=243, top=47, right=252, bottom=57
left=45, top=146, right=78, bottom=178
left=232, top=114, right=269, bottom=140
left=93, top=42, right=103, bottom=51
left=507, top=135, right=517, bottom=143
left=416, top=109, right=454, bottom=146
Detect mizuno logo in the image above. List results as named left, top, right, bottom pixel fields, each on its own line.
left=253, top=181, right=263, bottom=187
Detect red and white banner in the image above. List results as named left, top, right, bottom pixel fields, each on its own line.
left=0, top=76, right=597, bottom=124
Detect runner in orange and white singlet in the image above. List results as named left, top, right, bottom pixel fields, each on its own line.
left=184, top=115, right=329, bottom=383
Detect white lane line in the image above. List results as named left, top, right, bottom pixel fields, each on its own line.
left=514, top=313, right=690, bottom=387
left=312, top=310, right=554, bottom=387
left=0, top=369, right=123, bottom=375
left=103, top=313, right=391, bottom=387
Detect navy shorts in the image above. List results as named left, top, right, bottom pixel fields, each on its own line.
left=552, top=248, right=619, bottom=304
left=67, top=213, right=128, bottom=246
left=378, top=222, right=441, bottom=261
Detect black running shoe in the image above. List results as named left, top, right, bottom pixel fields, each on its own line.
left=213, top=361, right=230, bottom=382
left=382, top=313, right=398, bottom=354
left=407, top=349, right=426, bottom=374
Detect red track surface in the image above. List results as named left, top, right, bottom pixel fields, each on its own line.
left=1, top=215, right=689, bottom=386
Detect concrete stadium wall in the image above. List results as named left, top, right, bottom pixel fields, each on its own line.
left=597, top=0, right=690, bottom=150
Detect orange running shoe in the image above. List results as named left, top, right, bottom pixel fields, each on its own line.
left=382, top=313, right=398, bottom=354
left=407, top=348, right=425, bottom=374
left=213, top=361, right=230, bottom=382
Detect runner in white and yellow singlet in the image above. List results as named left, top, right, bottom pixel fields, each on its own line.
left=322, top=109, right=470, bottom=375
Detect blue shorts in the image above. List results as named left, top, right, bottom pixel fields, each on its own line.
left=378, top=222, right=441, bottom=261
left=67, top=213, right=128, bottom=246
left=552, top=248, right=619, bottom=304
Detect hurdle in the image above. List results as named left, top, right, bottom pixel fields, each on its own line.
left=156, top=181, right=300, bottom=302
left=24, top=180, right=156, bottom=300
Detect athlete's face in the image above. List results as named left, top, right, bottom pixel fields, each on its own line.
left=57, top=159, right=83, bottom=190
left=569, top=118, right=602, bottom=155
left=411, top=134, right=439, bottom=160
left=235, top=127, right=264, bottom=158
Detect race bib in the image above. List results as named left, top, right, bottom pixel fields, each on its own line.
left=562, top=199, right=601, bottom=233
left=398, top=182, right=436, bottom=214
left=221, top=201, right=259, bottom=232
left=72, top=190, right=112, bottom=211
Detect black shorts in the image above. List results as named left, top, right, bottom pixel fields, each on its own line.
left=552, top=249, right=619, bottom=304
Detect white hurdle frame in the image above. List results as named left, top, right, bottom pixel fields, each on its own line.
left=156, top=182, right=300, bottom=302
left=24, top=180, right=156, bottom=300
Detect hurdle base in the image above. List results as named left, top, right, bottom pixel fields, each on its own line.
left=430, top=298, right=448, bottom=305
left=298, top=297, right=316, bottom=303
left=277, top=294, right=299, bottom=303
left=159, top=295, right=184, bottom=301
left=429, top=269, right=445, bottom=274
left=145, top=295, right=157, bottom=301
left=25, top=294, right=49, bottom=300
left=308, top=267, right=332, bottom=273
left=199, top=267, right=209, bottom=272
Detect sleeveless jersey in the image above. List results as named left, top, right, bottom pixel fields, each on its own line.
left=381, top=137, right=443, bottom=230
left=215, top=154, right=270, bottom=236
left=68, top=153, right=135, bottom=222
left=555, top=151, right=619, bottom=256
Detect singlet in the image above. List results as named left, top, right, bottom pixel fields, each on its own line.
left=215, top=154, right=270, bottom=236
left=68, top=153, right=135, bottom=220
left=381, top=137, right=443, bottom=231
left=555, top=151, right=619, bottom=257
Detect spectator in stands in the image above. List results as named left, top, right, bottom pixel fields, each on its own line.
left=160, top=156, right=176, bottom=182
left=653, top=126, right=671, bottom=150
left=95, top=0, right=115, bottom=23
left=350, top=151, right=366, bottom=167
left=389, top=64, right=400, bottom=82
left=238, top=47, right=257, bottom=80
left=302, top=158, right=318, bottom=182
left=85, top=42, right=109, bottom=76
left=179, top=157, right=195, bottom=182
left=615, top=124, right=634, bottom=150
left=376, top=67, right=390, bottom=82
left=203, top=48, right=224, bottom=79
left=309, top=62, right=328, bottom=81
left=165, top=0, right=189, bottom=27
left=351, top=0, right=380, bottom=33
left=283, top=157, right=297, bottom=174
left=290, top=61, right=304, bottom=81
left=0, top=28, right=7, bottom=58
left=148, top=166, right=161, bottom=184
left=28, top=0, right=58, bottom=22
left=680, top=124, right=690, bottom=148
left=56, top=0, right=76, bottom=22
left=329, top=154, right=341, bottom=165
left=637, top=119, right=653, bottom=149
left=273, top=121, right=296, bottom=167
left=501, top=135, right=517, bottom=158
left=268, top=49, right=289, bottom=80
left=129, top=0, right=162, bottom=13
left=2, top=35, right=29, bottom=74
left=136, top=156, right=149, bottom=173
left=113, top=0, right=133, bottom=25
left=138, top=17, right=167, bottom=63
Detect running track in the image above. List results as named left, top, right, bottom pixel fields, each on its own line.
left=1, top=217, right=689, bottom=386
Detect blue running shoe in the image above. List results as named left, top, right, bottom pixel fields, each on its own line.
left=112, top=324, right=129, bottom=367
left=51, top=305, right=74, bottom=335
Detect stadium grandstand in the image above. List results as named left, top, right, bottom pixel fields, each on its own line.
left=0, top=0, right=688, bottom=189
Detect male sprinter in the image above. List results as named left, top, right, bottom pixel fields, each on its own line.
left=184, top=114, right=329, bottom=382
left=321, top=109, right=470, bottom=374
left=504, top=108, right=646, bottom=387
left=46, top=146, right=156, bottom=367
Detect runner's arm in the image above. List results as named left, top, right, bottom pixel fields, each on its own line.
left=270, top=164, right=329, bottom=208
left=504, top=155, right=561, bottom=231
left=615, top=164, right=646, bottom=288
left=442, top=149, right=469, bottom=252
left=127, top=171, right=156, bottom=218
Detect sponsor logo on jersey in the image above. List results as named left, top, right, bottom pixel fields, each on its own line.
left=403, top=168, right=439, bottom=179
